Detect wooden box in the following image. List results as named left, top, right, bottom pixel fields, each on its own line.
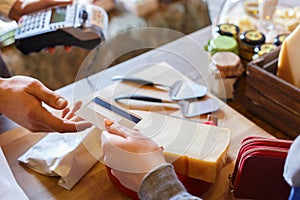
left=246, top=47, right=300, bottom=139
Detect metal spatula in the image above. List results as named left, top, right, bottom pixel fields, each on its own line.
left=114, top=94, right=219, bottom=117
left=112, top=75, right=207, bottom=100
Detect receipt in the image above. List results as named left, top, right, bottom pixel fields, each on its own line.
left=0, top=148, right=28, bottom=200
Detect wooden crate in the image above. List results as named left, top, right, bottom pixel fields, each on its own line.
left=246, top=47, right=300, bottom=139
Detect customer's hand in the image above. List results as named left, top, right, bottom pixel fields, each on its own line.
left=0, top=75, right=92, bottom=132
left=9, top=0, right=72, bottom=21
left=102, top=119, right=166, bottom=192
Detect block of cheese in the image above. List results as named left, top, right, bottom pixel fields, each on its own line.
left=277, top=25, right=300, bottom=88
left=105, top=109, right=230, bottom=199
left=133, top=110, right=231, bottom=183
left=78, top=97, right=231, bottom=184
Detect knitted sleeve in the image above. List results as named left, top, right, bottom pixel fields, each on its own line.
left=138, top=163, right=202, bottom=200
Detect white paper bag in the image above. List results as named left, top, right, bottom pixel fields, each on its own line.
left=18, top=126, right=102, bottom=190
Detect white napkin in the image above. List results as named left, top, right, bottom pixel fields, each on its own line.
left=18, top=126, right=102, bottom=190
left=0, top=148, right=29, bottom=200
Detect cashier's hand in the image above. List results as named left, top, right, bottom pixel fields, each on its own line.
left=0, top=76, right=92, bottom=133
left=102, top=119, right=166, bottom=192
left=9, top=0, right=73, bottom=21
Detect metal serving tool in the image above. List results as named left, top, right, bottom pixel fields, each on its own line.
left=111, top=75, right=207, bottom=100
left=114, top=94, right=219, bottom=117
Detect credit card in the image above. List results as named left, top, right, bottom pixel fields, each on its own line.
left=92, top=97, right=141, bottom=123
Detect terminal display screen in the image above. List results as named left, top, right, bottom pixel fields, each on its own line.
left=50, top=6, right=67, bottom=23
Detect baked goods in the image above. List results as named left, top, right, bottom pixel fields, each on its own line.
left=238, top=17, right=257, bottom=33
left=208, top=52, right=244, bottom=100
left=273, top=6, right=300, bottom=32
left=243, top=0, right=259, bottom=17
left=211, top=52, right=244, bottom=78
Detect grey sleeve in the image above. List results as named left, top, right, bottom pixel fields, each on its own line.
left=138, top=163, right=202, bottom=200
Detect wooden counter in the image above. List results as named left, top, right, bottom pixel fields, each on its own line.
left=0, top=26, right=275, bottom=199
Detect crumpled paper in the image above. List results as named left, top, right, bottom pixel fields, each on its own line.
left=18, top=126, right=102, bottom=190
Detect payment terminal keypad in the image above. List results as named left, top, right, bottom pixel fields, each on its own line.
left=17, top=12, right=47, bottom=34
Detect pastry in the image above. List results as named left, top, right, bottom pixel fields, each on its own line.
left=211, top=52, right=244, bottom=78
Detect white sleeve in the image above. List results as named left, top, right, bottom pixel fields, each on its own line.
left=284, top=135, right=300, bottom=187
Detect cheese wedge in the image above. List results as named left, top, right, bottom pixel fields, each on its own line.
left=277, top=25, right=300, bottom=88
left=133, top=111, right=231, bottom=183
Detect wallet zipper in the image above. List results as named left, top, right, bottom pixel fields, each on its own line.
left=229, top=136, right=292, bottom=193
left=229, top=146, right=289, bottom=193
left=232, top=138, right=291, bottom=180
left=241, top=137, right=292, bottom=148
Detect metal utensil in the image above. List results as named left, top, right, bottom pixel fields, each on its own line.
left=114, top=94, right=175, bottom=104
left=180, top=98, right=219, bottom=118
left=114, top=94, right=219, bottom=117
left=111, top=75, right=207, bottom=100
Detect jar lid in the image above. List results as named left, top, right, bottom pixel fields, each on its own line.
left=274, top=33, right=289, bottom=46
left=215, top=23, right=240, bottom=37
left=208, top=36, right=239, bottom=54
left=211, top=52, right=241, bottom=70
left=240, top=30, right=266, bottom=45
left=254, top=43, right=277, bottom=56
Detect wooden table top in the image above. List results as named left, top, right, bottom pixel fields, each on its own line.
left=0, top=26, right=273, bottom=200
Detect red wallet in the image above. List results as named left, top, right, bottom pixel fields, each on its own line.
left=230, top=136, right=293, bottom=200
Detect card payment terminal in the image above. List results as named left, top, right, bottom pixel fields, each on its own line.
left=14, top=3, right=108, bottom=54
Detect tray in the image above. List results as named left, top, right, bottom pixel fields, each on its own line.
left=246, top=47, right=300, bottom=139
